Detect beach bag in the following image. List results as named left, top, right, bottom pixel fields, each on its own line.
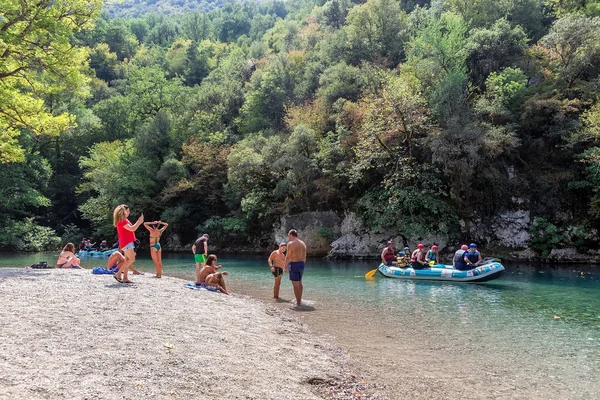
left=30, top=262, right=51, bottom=269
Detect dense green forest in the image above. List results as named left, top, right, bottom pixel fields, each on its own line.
left=2, top=0, right=600, bottom=253
left=104, top=0, right=229, bottom=18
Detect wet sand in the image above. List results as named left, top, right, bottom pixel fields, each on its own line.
left=0, top=268, right=374, bottom=399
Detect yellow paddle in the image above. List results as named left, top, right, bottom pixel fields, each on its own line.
left=365, top=266, right=379, bottom=278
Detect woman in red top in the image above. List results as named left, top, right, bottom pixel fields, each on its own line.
left=113, top=204, right=144, bottom=283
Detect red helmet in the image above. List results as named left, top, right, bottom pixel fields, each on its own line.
left=417, top=243, right=425, bottom=249
left=432, top=245, right=439, bottom=250
left=461, top=245, right=468, bottom=250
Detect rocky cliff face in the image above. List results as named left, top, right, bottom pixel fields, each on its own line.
left=273, top=211, right=341, bottom=256
left=273, top=210, right=600, bottom=263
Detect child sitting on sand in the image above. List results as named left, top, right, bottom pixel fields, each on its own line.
left=107, top=251, right=144, bottom=276
left=57, top=243, right=81, bottom=268
left=205, top=271, right=230, bottom=294
left=196, top=254, right=222, bottom=285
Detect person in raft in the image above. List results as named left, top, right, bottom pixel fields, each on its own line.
left=425, top=245, right=439, bottom=265
left=85, top=239, right=96, bottom=251
left=196, top=254, right=223, bottom=286
left=381, top=240, right=397, bottom=266
left=397, top=251, right=409, bottom=267
left=107, top=250, right=143, bottom=276
left=144, top=220, right=169, bottom=278
left=268, top=243, right=287, bottom=299
left=205, top=271, right=231, bottom=294
left=463, top=243, right=483, bottom=269
left=284, top=229, right=307, bottom=307
left=113, top=204, right=144, bottom=284
left=410, top=244, right=429, bottom=269
left=192, top=234, right=209, bottom=284
left=99, top=240, right=108, bottom=251
left=57, top=243, right=81, bottom=268
left=453, top=245, right=469, bottom=270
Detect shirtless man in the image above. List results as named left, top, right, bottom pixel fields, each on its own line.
left=284, top=229, right=306, bottom=307
left=205, top=271, right=230, bottom=295
left=196, top=254, right=222, bottom=285
left=267, top=243, right=287, bottom=299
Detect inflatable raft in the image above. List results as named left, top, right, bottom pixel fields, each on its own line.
left=377, top=261, right=505, bottom=282
left=77, top=248, right=118, bottom=258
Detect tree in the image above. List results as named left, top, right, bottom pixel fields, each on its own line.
left=467, top=19, right=528, bottom=88
left=343, top=0, right=409, bottom=66
left=317, top=62, right=364, bottom=105
left=320, top=0, right=352, bottom=30
left=540, top=14, right=600, bottom=88
left=78, top=140, right=156, bottom=235
left=406, top=11, right=469, bottom=88
left=0, top=0, right=103, bottom=163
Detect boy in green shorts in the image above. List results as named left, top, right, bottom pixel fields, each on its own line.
left=192, top=234, right=209, bottom=284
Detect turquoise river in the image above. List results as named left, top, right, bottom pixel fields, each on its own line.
left=2, top=253, right=599, bottom=398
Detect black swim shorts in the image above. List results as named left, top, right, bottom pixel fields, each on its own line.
left=272, top=267, right=283, bottom=277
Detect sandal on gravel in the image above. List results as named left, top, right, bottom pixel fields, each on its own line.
left=122, top=280, right=135, bottom=284
left=113, top=275, right=122, bottom=283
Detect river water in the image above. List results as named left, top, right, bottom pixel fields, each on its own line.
left=3, top=253, right=599, bottom=398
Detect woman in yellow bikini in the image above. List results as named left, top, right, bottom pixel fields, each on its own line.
left=144, top=220, right=168, bottom=278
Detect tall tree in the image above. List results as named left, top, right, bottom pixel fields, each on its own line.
left=0, top=0, right=102, bottom=163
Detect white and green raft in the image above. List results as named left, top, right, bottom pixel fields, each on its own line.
left=377, top=261, right=505, bottom=282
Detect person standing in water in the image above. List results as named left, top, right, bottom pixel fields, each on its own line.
left=267, top=243, right=287, bottom=299
left=192, top=234, right=209, bottom=285
left=113, top=204, right=144, bottom=283
left=144, top=220, right=169, bottom=278
left=284, top=229, right=306, bottom=307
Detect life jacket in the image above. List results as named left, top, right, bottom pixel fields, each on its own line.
left=464, top=250, right=480, bottom=264
left=426, top=250, right=437, bottom=262
left=453, top=250, right=466, bottom=263
left=411, top=249, right=423, bottom=263
left=383, top=247, right=395, bottom=261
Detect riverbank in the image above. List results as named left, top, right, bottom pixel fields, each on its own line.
left=0, top=268, right=374, bottom=399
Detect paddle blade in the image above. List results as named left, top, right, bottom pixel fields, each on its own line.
left=365, top=268, right=378, bottom=278
left=429, top=261, right=435, bottom=266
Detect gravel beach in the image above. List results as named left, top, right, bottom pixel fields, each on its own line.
left=0, top=268, right=374, bottom=400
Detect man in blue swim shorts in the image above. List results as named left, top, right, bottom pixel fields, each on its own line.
left=284, top=229, right=307, bottom=307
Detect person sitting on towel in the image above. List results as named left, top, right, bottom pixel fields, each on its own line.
left=196, top=254, right=222, bottom=286
left=205, top=271, right=230, bottom=294
left=57, top=243, right=81, bottom=268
